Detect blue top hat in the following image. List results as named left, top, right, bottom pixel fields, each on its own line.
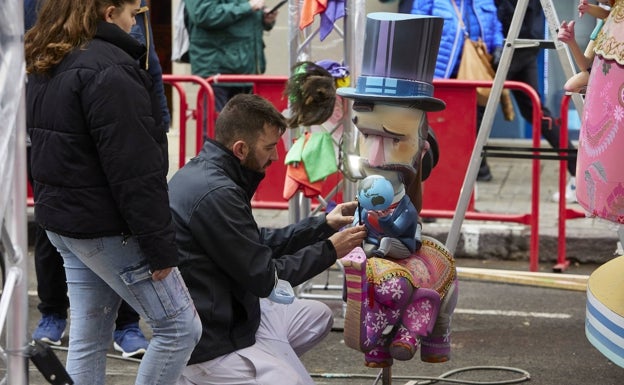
left=337, top=12, right=445, bottom=112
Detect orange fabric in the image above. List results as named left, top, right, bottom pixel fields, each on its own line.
left=299, top=0, right=328, bottom=30
left=283, top=163, right=323, bottom=200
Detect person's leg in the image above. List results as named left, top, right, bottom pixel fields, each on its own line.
left=538, top=106, right=577, bottom=176
left=178, top=345, right=308, bottom=385
left=508, top=52, right=577, bottom=177
left=46, top=231, right=120, bottom=385
left=256, top=298, right=332, bottom=381
left=276, top=298, right=333, bottom=356
left=211, top=85, right=231, bottom=113
left=212, top=85, right=253, bottom=112
left=28, top=146, right=69, bottom=344
left=114, top=301, right=149, bottom=358
left=31, top=226, right=69, bottom=344
left=475, top=106, right=492, bottom=181
left=47, top=231, right=201, bottom=385
left=115, top=300, right=140, bottom=328
left=177, top=298, right=331, bottom=385
left=34, top=226, right=69, bottom=318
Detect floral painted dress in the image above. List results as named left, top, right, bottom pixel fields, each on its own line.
left=577, top=0, right=624, bottom=223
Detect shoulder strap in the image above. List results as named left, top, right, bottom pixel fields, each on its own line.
left=450, top=0, right=467, bottom=36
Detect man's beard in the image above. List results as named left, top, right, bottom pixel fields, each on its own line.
left=241, top=148, right=270, bottom=173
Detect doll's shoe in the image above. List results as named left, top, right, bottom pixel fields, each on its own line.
left=420, top=334, right=451, bottom=363
left=364, top=346, right=393, bottom=368
left=389, top=325, right=418, bottom=361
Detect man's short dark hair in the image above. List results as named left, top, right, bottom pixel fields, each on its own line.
left=215, top=94, right=287, bottom=147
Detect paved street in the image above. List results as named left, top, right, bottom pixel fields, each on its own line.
left=5, top=257, right=621, bottom=385
left=3, top=137, right=623, bottom=384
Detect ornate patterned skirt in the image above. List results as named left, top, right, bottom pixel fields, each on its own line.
left=576, top=0, right=624, bottom=223
left=576, top=55, right=624, bottom=224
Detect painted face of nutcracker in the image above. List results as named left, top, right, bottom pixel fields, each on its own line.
left=337, top=13, right=444, bottom=189
left=352, top=102, right=429, bottom=179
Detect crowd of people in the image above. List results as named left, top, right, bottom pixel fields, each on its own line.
left=18, top=0, right=620, bottom=384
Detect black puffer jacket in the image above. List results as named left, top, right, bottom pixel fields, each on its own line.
left=26, top=21, right=178, bottom=270
left=168, top=139, right=338, bottom=365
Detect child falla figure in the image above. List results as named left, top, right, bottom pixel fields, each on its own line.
left=337, top=13, right=458, bottom=368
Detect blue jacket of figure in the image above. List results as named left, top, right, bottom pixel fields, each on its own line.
left=360, top=195, right=419, bottom=253
left=403, top=0, right=504, bottom=79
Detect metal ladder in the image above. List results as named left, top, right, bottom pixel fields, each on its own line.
left=445, top=0, right=585, bottom=257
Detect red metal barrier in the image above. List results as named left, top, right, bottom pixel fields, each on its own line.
left=172, top=75, right=585, bottom=271
left=162, top=75, right=214, bottom=168
left=25, top=74, right=581, bottom=272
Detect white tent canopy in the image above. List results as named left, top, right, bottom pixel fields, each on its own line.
left=1, top=0, right=30, bottom=383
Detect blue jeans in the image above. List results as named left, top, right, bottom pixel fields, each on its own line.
left=46, top=231, right=201, bottom=385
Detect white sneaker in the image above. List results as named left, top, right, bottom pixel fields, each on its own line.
left=551, top=177, right=577, bottom=203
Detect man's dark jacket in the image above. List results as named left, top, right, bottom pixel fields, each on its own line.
left=168, top=139, right=338, bottom=364
left=26, top=21, right=178, bottom=270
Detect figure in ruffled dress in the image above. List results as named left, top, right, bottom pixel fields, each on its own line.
left=577, top=0, right=624, bottom=224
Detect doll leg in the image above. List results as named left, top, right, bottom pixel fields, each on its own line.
left=421, top=279, right=458, bottom=363
left=373, top=237, right=411, bottom=259
left=388, top=288, right=440, bottom=361
left=364, top=341, right=393, bottom=368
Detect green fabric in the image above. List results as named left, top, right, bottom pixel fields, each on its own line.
left=301, top=132, right=337, bottom=182
left=185, top=0, right=272, bottom=79
left=284, top=134, right=306, bottom=164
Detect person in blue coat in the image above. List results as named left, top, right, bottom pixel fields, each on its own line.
left=401, top=0, right=504, bottom=181
left=401, top=0, right=504, bottom=79
left=25, top=0, right=172, bottom=359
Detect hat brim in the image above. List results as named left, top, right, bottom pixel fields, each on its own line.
left=337, top=87, right=446, bottom=112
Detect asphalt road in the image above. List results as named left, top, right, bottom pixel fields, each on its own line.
left=3, top=259, right=622, bottom=385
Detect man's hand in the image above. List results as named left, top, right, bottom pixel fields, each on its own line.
left=151, top=267, right=172, bottom=281
left=326, top=201, right=359, bottom=230
left=329, top=225, right=367, bottom=259
left=249, top=0, right=265, bottom=11
left=558, top=21, right=576, bottom=44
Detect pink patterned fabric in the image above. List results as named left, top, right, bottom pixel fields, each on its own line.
left=577, top=55, right=624, bottom=223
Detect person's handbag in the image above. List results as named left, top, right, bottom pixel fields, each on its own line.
left=457, top=37, right=495, bottom=106
left=457, top=37, right=514, bottom=121
left=451, top=1, right=515, bottom=121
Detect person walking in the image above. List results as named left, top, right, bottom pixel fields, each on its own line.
left=184, top=0, right=278, bottom=116
left=168, top=94, right=367, bottom=385
left=25, top=0, right=170, bottom=358
left=25, top=1, right=201, bottom=383
left=495, top=0, right=579, bottom=202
